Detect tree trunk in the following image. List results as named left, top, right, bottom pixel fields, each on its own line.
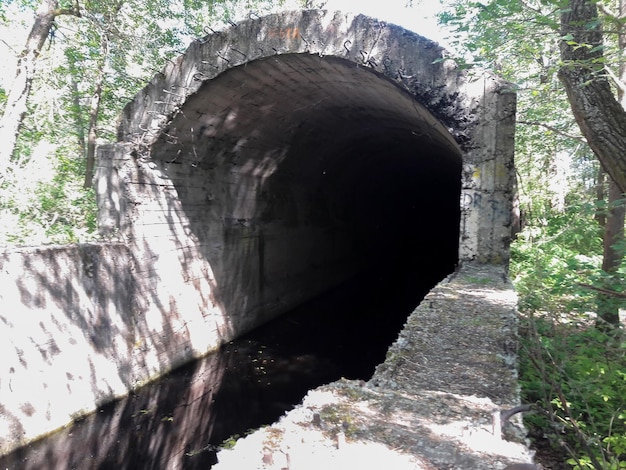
left=84, top=36, right=108, bottom=189
left=0, top=0, right=79, bottom=175
left=595, top=167, right=606, bottom=228
left=83, top=1, right=124, bottom=188
left=84, top=82, right=102, bottom=188
left=595, top=0, right=626, bottom=330
left=559, top=0, right=626, bottom=193
left=597, top=179, right=625, bottom=329
left=601, top=188, right=625, bottom=276
left=68, top=62, right=87, bottom=160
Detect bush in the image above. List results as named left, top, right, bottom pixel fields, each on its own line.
left=0, top=146, right=97, bottom=247
left=512, top=195, right=626, bottom=469
left=519, top=314, right=626, bottom=469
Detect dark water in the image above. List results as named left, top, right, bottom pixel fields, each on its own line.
left=0, top=266, right=445, bottom=470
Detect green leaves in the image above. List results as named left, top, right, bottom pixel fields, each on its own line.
left=439, top=1, right=626, bottom=466
left=0, top=0, right=310, bottom=245
left=520, top=313, right=626, bottom=468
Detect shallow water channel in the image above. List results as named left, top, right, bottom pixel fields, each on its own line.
left=0, top=266, right=445, bottom=470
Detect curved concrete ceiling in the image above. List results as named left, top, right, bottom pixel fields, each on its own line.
left=150, top=53, right=462, bottom=298
left=152, top=54, right=461, bottom=168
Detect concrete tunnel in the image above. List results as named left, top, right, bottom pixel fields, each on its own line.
left=97, top=9, right=517, bottom=355
left=148, top=52, right=463, bottom=296
left=0, top=11, right=517, bottom=455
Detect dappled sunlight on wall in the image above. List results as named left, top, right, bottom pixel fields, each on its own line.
left=0, top=243, right=232, bottom=455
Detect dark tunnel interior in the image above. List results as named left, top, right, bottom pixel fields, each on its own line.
left=150, top=53, right=463, bottom=328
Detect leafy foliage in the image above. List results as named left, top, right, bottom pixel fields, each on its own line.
left=438, top=0, right=626, bottom=467
left=0, top=0, right=307, bottom=246
left=0, top=145, right=97, bottom=245
left=520, top=314, right=626, bottom=469
left=510, top=198, right=603, bottom=315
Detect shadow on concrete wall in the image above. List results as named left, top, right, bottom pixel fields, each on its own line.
left=147, top=53, right=463, bottom=339
left=0, top=241, right=228, bottom=455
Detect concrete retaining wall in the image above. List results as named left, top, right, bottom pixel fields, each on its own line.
left=0, top=244, right=131, bottom=452
left=0, top=242, right=245, bottom=454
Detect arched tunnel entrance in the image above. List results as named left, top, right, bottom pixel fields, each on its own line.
left=95, top=9, right=517, bottom=345
left=83, top=49, right=468, bottom=467
left=147, top=53, right=462, bottom=332
left=90, top=7, right=518, bottom=405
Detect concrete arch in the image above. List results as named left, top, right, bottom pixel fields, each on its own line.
left=97, top=9, right=516, bottom=340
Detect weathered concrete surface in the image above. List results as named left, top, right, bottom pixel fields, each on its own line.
left=0, top=243, right=227, bottom=455
left=0, top=244, right=134, bottom=453
left=215, top=263, right=536, bottom=469
left=0, top=244, right=243, bottom=455
left=98, top=9, right=516, bottom=346
left=0, top=9, right=518, bottom=457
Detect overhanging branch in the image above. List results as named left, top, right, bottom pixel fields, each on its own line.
left=517, top=120, right=585, bottom=142
left=577, top=283, right=626, bottom=299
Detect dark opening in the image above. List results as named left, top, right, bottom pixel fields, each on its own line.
left=151, top=53, right=463, bottom=330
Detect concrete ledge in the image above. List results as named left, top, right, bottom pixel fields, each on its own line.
left=0, top=243, right=229, bottom=455
left=215, top=263, right=536, bottom=469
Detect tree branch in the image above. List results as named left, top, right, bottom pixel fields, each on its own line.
left=577, top=283, right=626, bottom=299
left=604, top=65, right=626, bottom=97
left=0, top=39, right=18, bottom=56
left=53, top=0, right=81, bottom=18
left=53, top=8, right=80, bottom=17
left=517, top=120, right=585, bottom=142
left=519, top=0, right=543, bottom=16
left=559, top=0, right=626, bottom=193
left=597, top=3, right=618, bottom=19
